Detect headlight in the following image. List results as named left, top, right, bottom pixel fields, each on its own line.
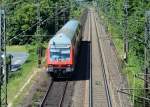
left=66, top=67, right=72, bottom=72
left=48, top=67, right=53, bottom=72
left=48, top=64, right=52, bottom=67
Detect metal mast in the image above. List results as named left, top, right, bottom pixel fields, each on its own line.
left=36, top=0, right=40, bottom=36
left=104, top=0, right=109, bottom=14
left=0, top=3, right=7, bottom=107
left=144, top=11, right=150, bottom=107
left=62, top=5, right=66, bottom=26
left=55, top=3, right=59, bottom=32
left=36, top=0, right=42, bottom=68
left=123, top=0, right=129, bottom=62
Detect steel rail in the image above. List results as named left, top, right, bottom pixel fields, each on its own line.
left=40, top=80, right=54, bottom=107
left=93, top=12, right=112, bottom=107
left=58, top=81, right=68, bottom=107
left=40, top=80, right=68, bottom=107
left=89, top=10, right=93, bottom=107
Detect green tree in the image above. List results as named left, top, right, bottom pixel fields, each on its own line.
left=5, top=0, right=73, bottom=44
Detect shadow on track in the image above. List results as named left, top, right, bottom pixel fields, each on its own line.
left=71, top=41, right=91, bottom=81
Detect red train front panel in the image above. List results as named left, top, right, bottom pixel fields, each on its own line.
left=45, top=46, right=75, bottom=73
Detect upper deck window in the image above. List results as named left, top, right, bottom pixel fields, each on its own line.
left=50, top=48, right=70, bottom=61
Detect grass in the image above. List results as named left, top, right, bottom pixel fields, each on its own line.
left=123, top=52, right=143, bottom=107
left=7, top=45, right=27, bottom=52
left=7, top=45, right=38, bottom=106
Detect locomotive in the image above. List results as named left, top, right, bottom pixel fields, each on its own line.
left=45, top=19, right=81, bottom=77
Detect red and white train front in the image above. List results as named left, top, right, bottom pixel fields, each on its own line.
left=46, top=34, right=74, bottom=73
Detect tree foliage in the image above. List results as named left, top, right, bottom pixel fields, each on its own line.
left=4, top=0, right=72, bottom=44
left=98, top=0, right=150, bottom=60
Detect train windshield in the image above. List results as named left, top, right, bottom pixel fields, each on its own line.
left=50, top=48, right=70, bottom=61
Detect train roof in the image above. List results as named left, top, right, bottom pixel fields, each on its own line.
left=49, top=33, right=71, bottom=46
left=56, top=19, right=80, bottom=40
left=49, top=19, right=80, bottom=47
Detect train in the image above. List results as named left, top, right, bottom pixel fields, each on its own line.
left=45, top=19, right=82, bottom=77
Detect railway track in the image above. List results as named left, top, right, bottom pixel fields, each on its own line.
left=89, top=9, right=112, bottom=107
left=93, top=12, right=112, bottom=107
left=40, top=80, right=69, bottom=107
left=88, top=10, right=93, bottom=107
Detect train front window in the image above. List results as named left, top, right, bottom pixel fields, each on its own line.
left=50, top=48, right=70, bottom=61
